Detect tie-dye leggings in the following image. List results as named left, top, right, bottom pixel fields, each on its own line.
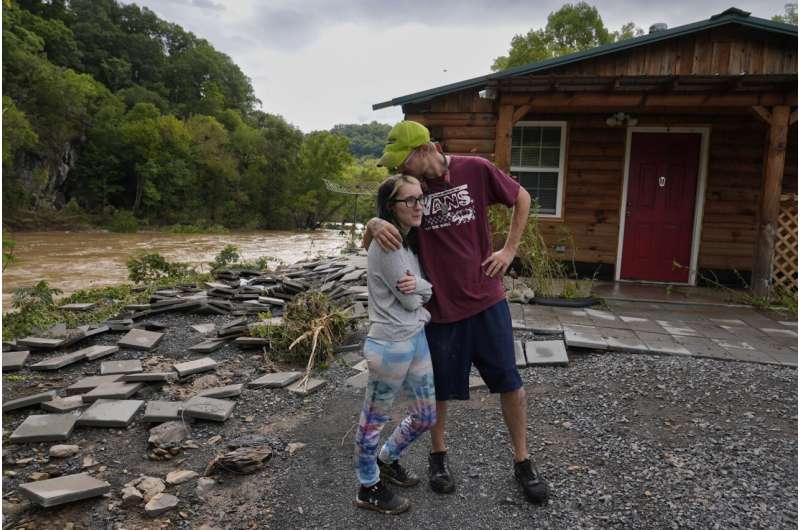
left=354, top=329, right=437, bottom=486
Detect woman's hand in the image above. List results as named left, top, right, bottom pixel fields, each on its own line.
left=397, top=270, right=416, bottom=294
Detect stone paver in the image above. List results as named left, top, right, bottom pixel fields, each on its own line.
left=66, top=375, right=125, bottom=395
left=3, top=350, right=30, bottom=371
left=344, top=370, right=369, bottom=389
left=182, top=396, right=235, bottom=422
left=468, top=375, right=487, bottom=390
left=673, top=336, right=732, bottom=360
left=634, top=332, right=691, bottom=356
left=120, top=372, right=177, bottom=382
left=197, top=384, right=244, bottom=399
left=81, top=382, right=143, bottom=402
left=618, top=315, right=668, bottom=333
left=174, top=357, right=218, bottom=378
left=655, top=320, right=702, bottom=337
left=10, top=413, right=79, bottom=443
left=288, top=378, right=326, bottom=396
left=17, top=337, right=64, bottom=350
left=351, top=359, right=368, bottom=372
left=514, top=340, right=527, bottom=367
left=100, top=359, right=143, bottom=375
left=563, top=324, right=608, bottom=350
left=191, top=323, right=217, bottom=335
left=77, top=399, right=144, bottom=427
left=19, top=473, right=110, bottom=507
left=3, top=390, right=59, bottom=412
left=525, top=340, right=569, bottom=366
left=142, top=401, right=184, bottom=423
left=80, top=345, right=119, bottom=361
left=599, top=328, right=649, bottom=353
left=188, top=339, right=227, bottom=353
left=59, top=303, right=96, bottom=312
left=30, top=350, right=88, bottom=371
left=248, top=371, right=302, bottom=389
left=117, top=329, right=164, bottom=351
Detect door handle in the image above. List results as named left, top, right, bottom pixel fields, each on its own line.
left=658, top=176, right=666, bottom=188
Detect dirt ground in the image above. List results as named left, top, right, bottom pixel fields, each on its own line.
left=2, top=315, right=797, bottom=530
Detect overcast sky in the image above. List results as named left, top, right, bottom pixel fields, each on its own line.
left=125, top=0, right=791, bottom=132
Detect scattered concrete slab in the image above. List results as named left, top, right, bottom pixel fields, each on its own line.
left=188, top=339, right=227, bottom=353
left=66, top=375, right=125, bottom=395
left=288, top=378, right=326, bottom=396
left=563, top=325, right=608, bottom=350
left=41, top=395, right=88, bottom=413
left=248, top=371, right=302, bottom=389
left=77, top=399, right=144, bottom=427
left=100, top=359, right=143, bottom=375
left=599, top=328, right=649, bottom=353
left=18, top=472, right=110, bottom=507
left=673, top=335, right=733, bottom=360
left=30, top=350, right=88, bottom=371
left=3, top=390, right=59, bottom=412
left=351, top=359, right=369, bottom=372
left=142, top=401, right=184, bottom=423
left=344, top=370, right=369, bottom=389
left=339, top=351, right=364, bottom=366
left=10, top=413, right=79, bottom=443
left=635, top=332, right=691, bottom=356
left=197, top=384, right=244, bottom=399
left=3, top=350, right=30, bottom=371
left=656, top=320, right=701, bottom=337
left=17, top=337, right=65, bottom=350
left=60, top=303, right=96, bottom=312
left=525, top=340, right=569, bottom=366
left=182, top=396, right=235, bottom=422
left=81, top=382, right=143, bottom=402
left=233, top=337, right=270, bottom=348
left=514, top=340, right=527, bottom=368
left=120, top=372, right=176, bottom=383
left=117, top=329, right=164, bottom=351
left=174, top=357, right=218, bottom=378
left=80, top=345, right=119, bottom=361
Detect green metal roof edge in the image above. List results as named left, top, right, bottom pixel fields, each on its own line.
left=372, top=11, right=797, bottom=111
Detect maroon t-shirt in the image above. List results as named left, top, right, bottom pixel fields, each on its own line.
left=418, top=155, right=521, bottom=324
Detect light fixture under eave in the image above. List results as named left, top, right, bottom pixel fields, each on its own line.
left=605, top=112, right=638, bottom=127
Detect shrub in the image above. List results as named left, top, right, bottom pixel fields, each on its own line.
left=108, top=210, right=139, bottom=233
left=211, top=245, right=240, bottom=269
left=127, top=253, right=192, bottom=284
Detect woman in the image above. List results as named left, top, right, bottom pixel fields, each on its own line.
left=354, top=174, right=436, bottom=515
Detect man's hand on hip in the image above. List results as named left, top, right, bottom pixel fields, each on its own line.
left=481, top=248, right=516, bottom=278
left=367, top=218, right=403, bottom=251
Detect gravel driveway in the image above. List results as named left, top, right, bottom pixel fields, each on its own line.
left=263, top=352, right=797, bottom=530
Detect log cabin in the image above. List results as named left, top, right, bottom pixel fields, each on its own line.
left=372, top=8, right=797, bottom=296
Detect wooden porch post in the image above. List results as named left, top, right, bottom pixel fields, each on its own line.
left=752, top=105, right=791, bottom=298
left=494, top=104, right=514, bottom=172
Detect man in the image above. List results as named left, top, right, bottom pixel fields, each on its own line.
left=363, top=120, right=549, bottom=504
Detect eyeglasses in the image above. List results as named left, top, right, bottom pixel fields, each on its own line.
left=393, top=195, right=424, bottom=208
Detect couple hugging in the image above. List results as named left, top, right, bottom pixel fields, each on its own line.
left=353, top=121, right=550, bottom=514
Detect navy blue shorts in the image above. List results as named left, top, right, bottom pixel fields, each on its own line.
left=425, top=300, right=522, bottom=400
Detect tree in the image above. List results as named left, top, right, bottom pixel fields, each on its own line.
left=331, top=122, right=392, bottom=158
left=773, top=3, right=798, bottom=25
left=492, top=2, right=641, bottom=71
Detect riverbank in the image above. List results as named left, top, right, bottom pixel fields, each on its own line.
left=2, top=230, right=349, bottom=312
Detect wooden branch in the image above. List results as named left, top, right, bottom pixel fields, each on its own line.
left=752, top=105, right=773, bottom=125
left=512, top=105, right=531, bottom=124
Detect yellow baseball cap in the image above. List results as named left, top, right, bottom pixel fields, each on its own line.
left=378, top=121, right=430, bottom=170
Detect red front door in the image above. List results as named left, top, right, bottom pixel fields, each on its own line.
left=620, top=132, right=701, bottom=282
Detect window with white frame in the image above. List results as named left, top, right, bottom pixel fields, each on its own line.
left=510, top=121, right=566, bottom=217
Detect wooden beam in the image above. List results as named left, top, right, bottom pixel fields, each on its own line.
left=512, top=105, right=531, bottom=124
left=500, top=92, right=797, bottom=108
left=752, top=105, right=773, bottom=125
left=494, top=104, right=514, bottom=173
left=752, top=105, right=791, bottom=298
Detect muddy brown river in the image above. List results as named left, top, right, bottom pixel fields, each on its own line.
left=2, top=230, right=348, bottom=312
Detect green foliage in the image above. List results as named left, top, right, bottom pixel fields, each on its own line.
left=126, top=253, right=191, bottom=284
left=108, top=209, right=139, bottom=233
left=13, top=280, right=62, bottom=308
left=773, top=3, right=798, bottom=25
left=492, top=2, right=642, bottom=71
left=331, top=122, right=392, bottom=158
left=211, top=245, right=240, bottom=269
left=2, top=233, right=17, bottom=271
left=250, top=291, right=352, bottom=364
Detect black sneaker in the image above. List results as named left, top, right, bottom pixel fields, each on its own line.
left=428, top=451, right=456, bottom=494
left=513, top=458, right=549, bottom=504
left=354, top=480, right=411, bottom=515
left=378, top=458, right=420, bottom=487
